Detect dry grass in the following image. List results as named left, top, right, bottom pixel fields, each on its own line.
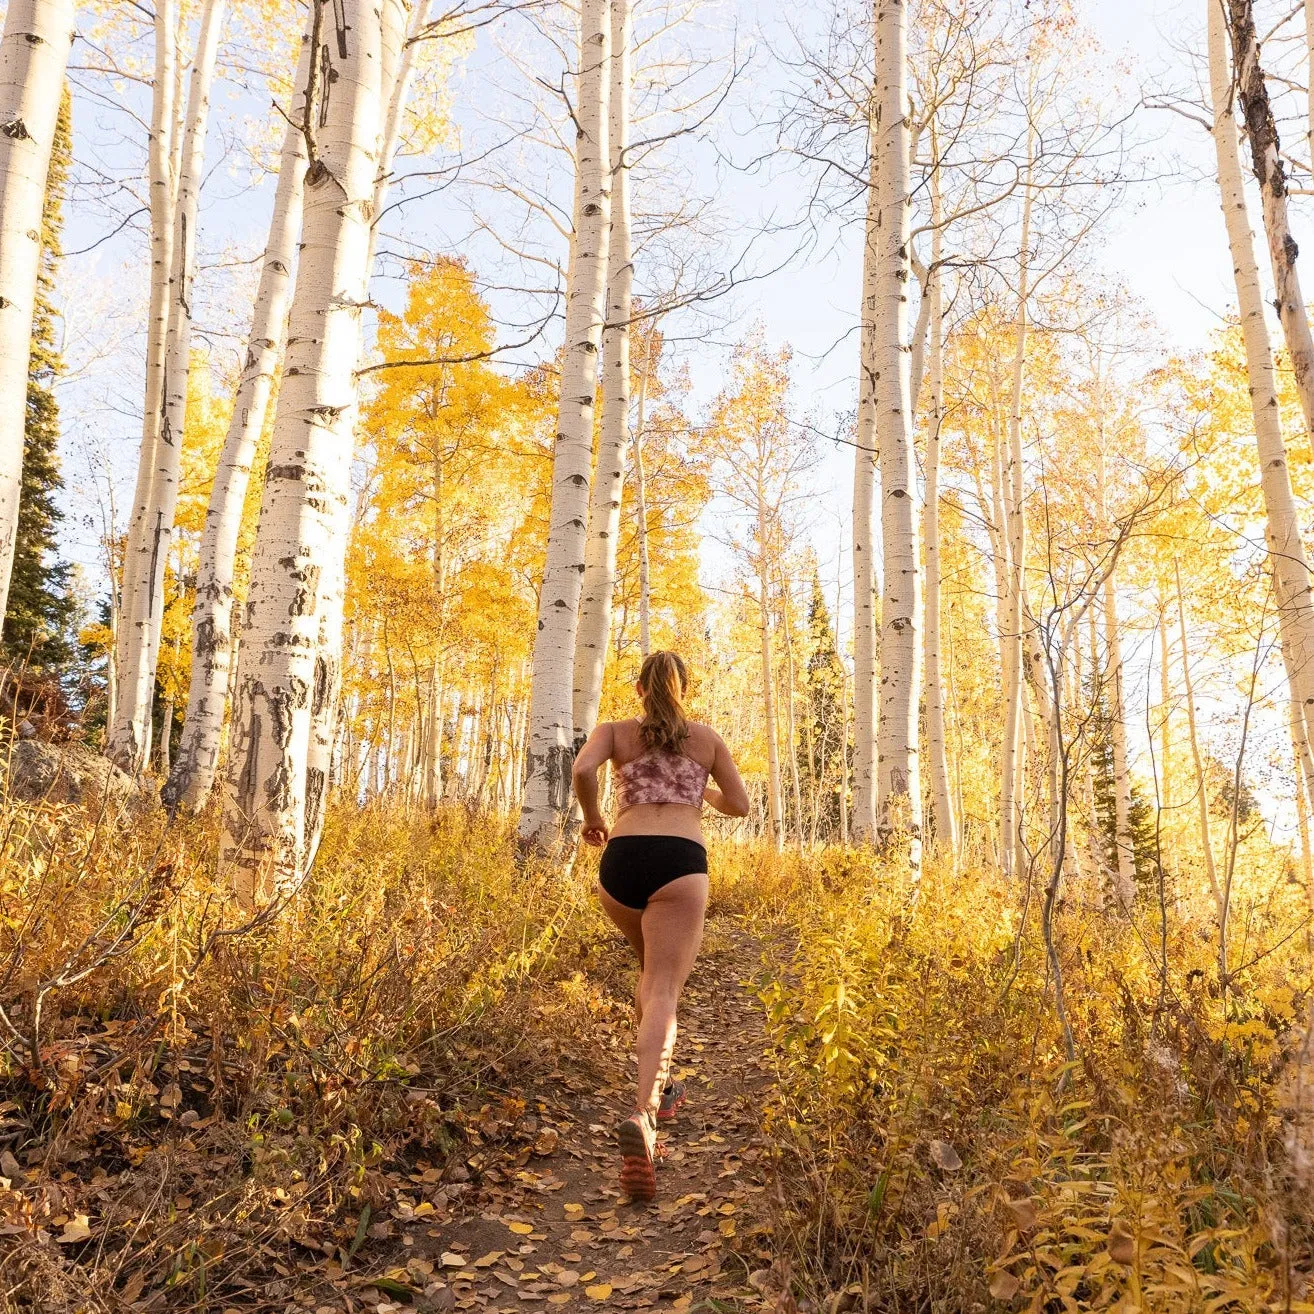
left=0, top=798, right=627, bottom=1312
left=749, top=848, right=1314, bottom=1312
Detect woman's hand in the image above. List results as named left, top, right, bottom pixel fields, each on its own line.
left=581, top=814, right=610, bottom=848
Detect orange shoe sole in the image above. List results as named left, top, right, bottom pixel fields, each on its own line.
left=617, top=1117, right=656, bottom=1201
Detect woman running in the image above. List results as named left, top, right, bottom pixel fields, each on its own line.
left=572, top=651, right=751, bottom=1201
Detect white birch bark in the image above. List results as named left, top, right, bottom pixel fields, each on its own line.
left=780, top=570, right=803, bottom=847
left=518, top=0, right=611, bottom=847
left=108, top=0, right=177, bottom=769
left=300, top=0, right=413, bottom=845
left=164, top=26, right=312, bottom=813
left=0, top=0, right=74, bottom=627
left=633, top=357, right=652, bottom=658
left=872, top=0, right=921, bottom=862
left=851, top=92, right=881, bottom=844
left=573, top=0, right=632, bottom=747
left=113, top=0, right=227, bottom=771
left=922, top=155, right=956, bottom=860
left=1227, top=0, right=1314, bottom=459
left=1209, top=0, right=1314, bottom=808
left=758, top=493, right=783, bottom=852
left=221, top=0, right=383, bottom=899
left=1157, top=600, right=1172, bottom=822
left=1176, top=561, right=1220, bottom=913
left=1000, top=137, right=1033, bottom=878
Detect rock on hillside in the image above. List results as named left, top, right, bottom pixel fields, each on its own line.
left=0, top=740, right=158, bottom=816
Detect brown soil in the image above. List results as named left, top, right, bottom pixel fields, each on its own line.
left=369, top=924, right=778, bottom=1314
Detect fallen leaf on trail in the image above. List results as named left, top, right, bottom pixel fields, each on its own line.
left=441, top=1252, right=466, bottom=1268
left=718, top=1218, right=736, bottom=1237
left=564, top=1202, right=585, bottom=1218
left=507, top=1221, right=535, bottom=1235
left=547, top=1295, right=572, bottom=1305
left=533, top=1128, right=560, bottom=1156
left=56, top=1215, right=91, bottom=1244
left=474, top=1250, right=503, bottom=1267
left=585, top=1283, right=613, bottom=1299
left=748, top=1269, right=774, bottom=1294
left=929, top=1140, right=962, bottom=1171
left=989, top=1270, right=1020, bottom=1300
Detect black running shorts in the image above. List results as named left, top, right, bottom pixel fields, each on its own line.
left=598, top=835, right=708, bottom=910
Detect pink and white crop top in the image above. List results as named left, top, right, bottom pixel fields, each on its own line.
left=616, top=749, right=710, bottom=812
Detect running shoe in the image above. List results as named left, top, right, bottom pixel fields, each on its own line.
left=657, top=1079, right=687, bottom=1122
left=617, top=1112, right=657, bottom=1201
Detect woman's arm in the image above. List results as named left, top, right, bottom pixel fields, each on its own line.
left=571, top=723, right=615, bottom=847
left=704, top=732, right=751, bottom=818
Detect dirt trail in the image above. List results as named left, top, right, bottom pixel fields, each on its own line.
left=377, top=925, right=778, bottom=1313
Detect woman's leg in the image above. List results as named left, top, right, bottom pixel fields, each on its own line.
left=634, top=872, right=708, bottom=1123
left=598, top=882, right=647, bottom=1022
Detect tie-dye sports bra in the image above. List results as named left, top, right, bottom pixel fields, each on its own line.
left=616, top=748, right=710, bottom=811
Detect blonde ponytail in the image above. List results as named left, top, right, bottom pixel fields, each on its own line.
left=638, top=651, right=690, bottom=754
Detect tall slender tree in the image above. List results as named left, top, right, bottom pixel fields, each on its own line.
left=0, top=0, right=75, bottom=631
left=1207, top=0, right=1314, bottom=811
left=518, top=0, right=612, bottom=847
left=922, top=135, right=956, bottom=859
left=163, top=26, right=313, bottom=812
left=873, top=0, right=921, bottom=862
left=851, top=85, right=881, bottom=843
left=1226, top=0, right=1314, bottom=459
left=4, top=91, right=74, bottom=667
left=111, top=0, right=229, bottom=771
left=222, top=0, right=385, bottom=899
left=573, top=0, right=633, bottom=752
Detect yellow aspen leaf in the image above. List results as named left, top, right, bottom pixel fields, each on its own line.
left=585, top=1283, right=613, bottom=1300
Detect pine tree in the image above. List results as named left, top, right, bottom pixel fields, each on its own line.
left=803, top=570, right=845, bottom=844
left=3, top=89, right=75, bottom=667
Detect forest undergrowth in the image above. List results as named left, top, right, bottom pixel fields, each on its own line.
left=0, top=792, right=1311, bottom=1313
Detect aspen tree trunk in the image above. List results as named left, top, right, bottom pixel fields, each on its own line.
left=838, top=653, right=850, bottom=848
left=114, top=0, right=227, bottom=772
left=519, top=0, right=611, bottom=847
left=922, top=153, right=956, bottom=859
left=762, top=565, right=777, bottom=851
left=1307, top=0, right=1314, bottom=171
left=300, top=0, right=410, bottom=841
left=851, top=80, right=882, bottom=844
left=1227, top=0, right=1314, bottom=458
left=165, top=29, right=312, bottom=811
left=0, top=0, right=74, bottom=626
left=1292, top=694, right=1314, bottom=901
left=632, top=324, right=656, bottom=657
left=165, top=33, right=311, bottom=809
left=109, top=0, right=178, bottom=770
left=872, top=0, right=921, bottom=861
left=1175, top=560, right=1221, bottom=916
left=1158, top=601, right=1173, bottom=822
left=221, top=0, right=383, bottom=898
left=780, top=571, right=803, bottom=848
left=1000, top=136, right=1033, bottom=878
left=573, top=0, right=632, bottom=747
left=1209, top=0, right=1314, bottom=804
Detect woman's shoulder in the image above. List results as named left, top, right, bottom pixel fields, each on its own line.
left=684, top=721, right=724, bottom=755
